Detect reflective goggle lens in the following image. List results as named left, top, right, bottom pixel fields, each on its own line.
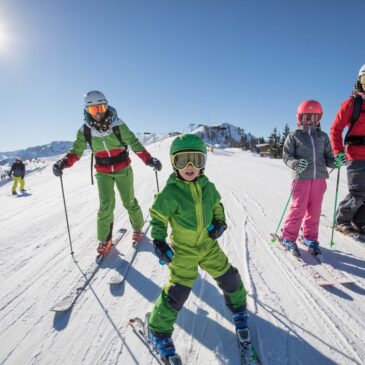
left=86, top=104, right=107, bottom=115
left=300, top=113, right=321, bottom=123
left=173, top=152, right=206, bottom=169
left=360, top=75, right=365, bottom=85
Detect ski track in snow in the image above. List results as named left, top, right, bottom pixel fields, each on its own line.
left=226, top=184, right=365, bottom=365
left=1, top=144, right=365, bottom=364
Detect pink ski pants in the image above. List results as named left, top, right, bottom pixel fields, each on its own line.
left=282, top=179, right=327, bottom=242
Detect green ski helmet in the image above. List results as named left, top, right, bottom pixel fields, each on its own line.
left=170, top=134, right=207, bottom=155
left=170, top=134, right=207, bottom=171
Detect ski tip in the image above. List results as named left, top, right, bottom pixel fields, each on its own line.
left=316, top=280, right=336, bottom=286
left=339, top=280, right=356, bottom=285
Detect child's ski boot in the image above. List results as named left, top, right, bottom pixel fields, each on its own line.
left=282, top=239, right=300, bottom=256
left=96, top=240, right=112, bottom=256
left=301, top=237, right=321, bottom=255
left=232, top=309, right=259, bottom=364
left=145, top=314, right=182, bottom=365
left=132, top=229, right=143, bottom=247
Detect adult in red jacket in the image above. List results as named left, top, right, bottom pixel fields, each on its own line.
left=330, top=64, right=365, bottom=235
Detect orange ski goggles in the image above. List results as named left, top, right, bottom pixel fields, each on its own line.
left=86, top=104, right=107, bottom=115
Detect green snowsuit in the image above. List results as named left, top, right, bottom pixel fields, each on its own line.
left=148, top=173, right=246, bottom=336
left=65, top=107, right=151, bottom=241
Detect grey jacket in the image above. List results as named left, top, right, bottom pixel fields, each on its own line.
left=283, top=125, right=337, bottom=180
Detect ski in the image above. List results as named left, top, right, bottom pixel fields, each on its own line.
left=236, top=327, right=261, bottom=365
left=271, top=233, right=301, bottom=258
left=108, top=218, right=151, bottom=285
left=271, top=233, right=336, bottom=286
left=297, top=237, right=356, bottom=285
left=128, top=317, right=182, bottom=365
left=50, top=228, right=127, bottom=312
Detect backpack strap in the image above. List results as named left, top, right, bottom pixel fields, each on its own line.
left=344, top=94, right=363, bottom=144
left=112, top=125, right=128, bottom=150
left=83, top=124, right=93, bottom=149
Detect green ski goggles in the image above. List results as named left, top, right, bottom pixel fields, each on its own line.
left=171, top=151, right=207, bottom=170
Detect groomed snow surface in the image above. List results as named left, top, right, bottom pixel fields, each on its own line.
left=1, top=137, right=364, bottom=365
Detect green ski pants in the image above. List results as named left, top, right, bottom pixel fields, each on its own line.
left=12, top=176, right=25, bottom=192
left=148, top=239, right=246, bottom=335
left=95, top=166, right=144, bottom=241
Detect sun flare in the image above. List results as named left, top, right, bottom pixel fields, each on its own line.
left=0, top=24, right=8, bottom=50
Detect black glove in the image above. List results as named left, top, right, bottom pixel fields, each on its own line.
left=53, top=158, right=67, bottom=177
left=8, top=173, right=11, bottom=178
left=208, top=220, right=227, bottom=239
left=147, top=157, right=162, bottom=171
left=153, top=239, right=174, bottom=264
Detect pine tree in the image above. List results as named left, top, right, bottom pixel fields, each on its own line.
left=278, top=124, right=290, bottom=157
left=281, top=124, right=290, bottom=144
left=268, top=127, right=281, bottom=158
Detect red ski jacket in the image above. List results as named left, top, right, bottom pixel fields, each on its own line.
left=330, top=94, right=365, bottom=160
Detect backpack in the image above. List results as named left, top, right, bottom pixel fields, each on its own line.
left=344, top=94, right=364, bottom=144
left=83, top=124, right=128, bottom=184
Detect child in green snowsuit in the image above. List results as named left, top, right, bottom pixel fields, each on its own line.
left=147, top=134, right=247, bottom=360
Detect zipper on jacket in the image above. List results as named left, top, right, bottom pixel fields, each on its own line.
left=190, top=182, right=204, bottom=232
left=102, top=138, right=114, bottom=173
left=308, top=128, right=316, bottom=179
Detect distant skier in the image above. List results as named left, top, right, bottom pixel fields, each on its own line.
left=281, top=100, right=337, bottom=255
left=330, top=64, right=365, bottom=235
left=9, top=158, right=26, bottom=195
left=52, top=90, right=162, bottom=255
left=146, top=134, right=249, bottom=362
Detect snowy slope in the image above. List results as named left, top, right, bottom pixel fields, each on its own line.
left=1, top=139, right=365, bottom=365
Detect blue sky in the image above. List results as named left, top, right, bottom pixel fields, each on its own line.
left=0, top=0, right=364, bottom=151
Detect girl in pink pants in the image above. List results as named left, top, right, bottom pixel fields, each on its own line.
left=282, top=100, right=337, bottom=255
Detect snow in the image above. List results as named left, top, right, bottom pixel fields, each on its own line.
left=1, top=138, right=365, bottom=365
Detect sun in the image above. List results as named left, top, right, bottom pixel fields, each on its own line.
left=0, top=24, right=8, bottom=51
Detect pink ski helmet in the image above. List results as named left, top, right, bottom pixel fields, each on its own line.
left=296, top=100, right=323, bottom=126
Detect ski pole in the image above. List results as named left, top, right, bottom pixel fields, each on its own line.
left=271, top=173, right=301, bottom=243
left=329, top=167, right=341, bottom=248
left=59, top=175, right=74, bottom=255
left=154, top=170, right=160, bottom=193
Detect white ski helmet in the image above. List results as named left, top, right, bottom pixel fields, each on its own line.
left=358, top=64, right=365, bottom=78
left=84, top=90, right=108, bottom=108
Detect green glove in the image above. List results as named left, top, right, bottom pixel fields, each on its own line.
left=335, top=152, right=347, bottom=168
